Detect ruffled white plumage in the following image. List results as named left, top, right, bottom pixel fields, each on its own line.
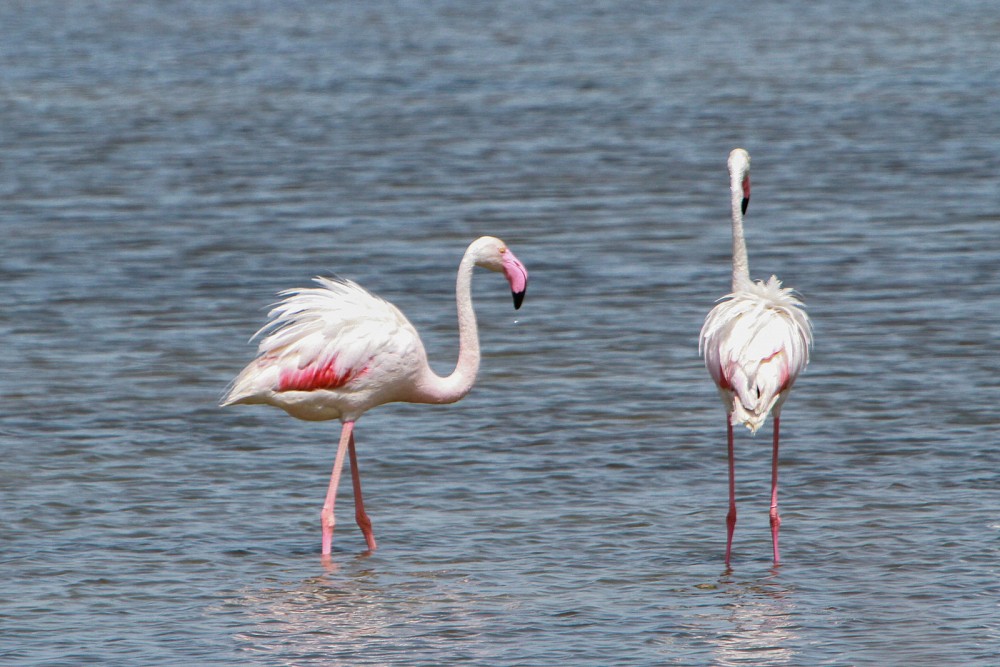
left=222, top=276, right=427, bottom=421
left=700, top=275, right=812, bottom=434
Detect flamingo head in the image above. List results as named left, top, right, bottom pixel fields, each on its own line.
left=470, top=236, right=529, bottom=310
left=728, top=148, right=751, bottom=215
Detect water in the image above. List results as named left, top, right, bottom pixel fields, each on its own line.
left=2, top=1, right=998, bottom=664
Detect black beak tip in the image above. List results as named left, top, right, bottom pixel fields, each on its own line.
left=741, top=197, right=749, bottom=215
left=512, top=290, right=525, bottom=310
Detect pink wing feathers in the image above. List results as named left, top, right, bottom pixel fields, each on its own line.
left=222, top=277, right=425, bottom=406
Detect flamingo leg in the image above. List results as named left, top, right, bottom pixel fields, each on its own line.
left=725, top=419, right=737, bottom=567
left=321, top=420, right=354, bottom=556
left=348, top=432, right=377, bottom=552
left=770, top=414, right=782, bottom=564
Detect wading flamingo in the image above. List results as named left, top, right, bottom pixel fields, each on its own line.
left=222, top=236, right=528, bottom=556
left=699, top=149, right=812, bottom=566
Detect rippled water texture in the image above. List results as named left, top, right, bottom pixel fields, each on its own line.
left=2, top=1, right=998, bottom=664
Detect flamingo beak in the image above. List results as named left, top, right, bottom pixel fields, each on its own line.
left=741, top=174, right=751, bottom=215
left=501, top=249, right=528, bottom=310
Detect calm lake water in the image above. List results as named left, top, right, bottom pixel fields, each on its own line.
left=2, top=1, right=998, bottom=665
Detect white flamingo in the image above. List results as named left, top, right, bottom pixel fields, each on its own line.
left=699, top=148, right=813, bottom=566
left=222, top=236, right=528, bottom=556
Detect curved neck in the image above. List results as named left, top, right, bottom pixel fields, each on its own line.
left=730, top=177, right=751, bottom=291
left=415, top=253, right=481, bottom=404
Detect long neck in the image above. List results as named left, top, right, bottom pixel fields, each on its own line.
left=414, top=253, right=481, bottom=404
left=730, top=176, right=751, bottom=291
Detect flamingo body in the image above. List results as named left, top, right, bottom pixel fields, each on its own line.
left=699, top=148, right=812, bottom=566
left=700, top=276, right=811, bottom=434
left=224, top=276, right=430, bottom=422
left=222, top=236, right=528, bottom=556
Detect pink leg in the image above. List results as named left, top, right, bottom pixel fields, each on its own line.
left=770, top=414, right=782, bottom=564
left=725, top=419, right=737, bottom=567
left=321, top=420, right=354, bottom=556
left=348, top=432, right=377, bottom=552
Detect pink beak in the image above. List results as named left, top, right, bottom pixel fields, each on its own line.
left=502, top=249, right=528, bottom=309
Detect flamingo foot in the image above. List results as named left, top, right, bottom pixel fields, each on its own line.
left=321, top=507, right=336, bottom=556
left=770, top=509, right=781, bottom=564
left=356, top=511, right=377, bottom=552
left=725, top=508, right=736, bottom=566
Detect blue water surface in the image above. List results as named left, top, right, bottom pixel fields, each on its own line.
left=1, top=1, right=998, bottom=665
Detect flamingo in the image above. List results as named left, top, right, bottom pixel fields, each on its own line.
left=699, top=148, right=812, bottom=566
left=221, top=236, right=528, bottom=556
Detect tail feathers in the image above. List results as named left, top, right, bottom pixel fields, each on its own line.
left=220, top=357, right=279, bottom=407
left=730, top=394, right=778, bottom=434
left=727, top=363, right=786, bottom=434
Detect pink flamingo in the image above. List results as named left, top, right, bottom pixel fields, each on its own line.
left=699, top=149, right=813, bottom=566
left=222, top=236, right=528, bottom=556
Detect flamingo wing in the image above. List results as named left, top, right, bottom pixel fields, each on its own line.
left=222, top=277, right=426, bottom=410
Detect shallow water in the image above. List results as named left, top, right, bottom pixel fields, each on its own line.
left=2, top=1, right=998, bottom=665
